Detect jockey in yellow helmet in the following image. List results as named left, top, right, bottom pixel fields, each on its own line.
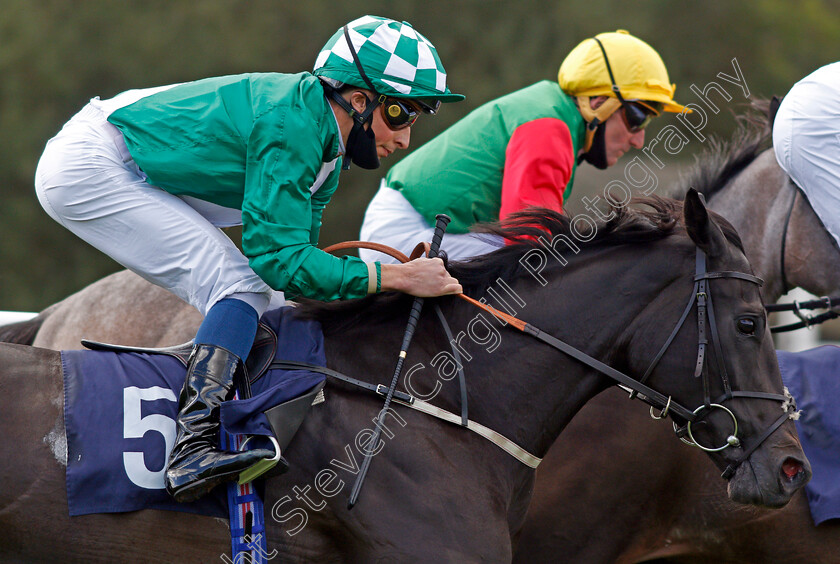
left=359, top=30, right=687, bottom=262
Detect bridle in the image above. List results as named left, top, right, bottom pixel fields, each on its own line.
left=779, top=184, right=798, bottom=293
left=632, top=247, right=798, bottom=479
left=323, top=239, right=801, bottom=479
left=486, top=244, right=798, bottom=479
left=767, top=179, right=840, bottom=332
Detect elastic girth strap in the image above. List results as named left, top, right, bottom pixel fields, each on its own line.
left=398, top=397, right=541, bottom=468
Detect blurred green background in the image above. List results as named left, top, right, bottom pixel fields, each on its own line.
left=2, top=0, right=839, bottom=311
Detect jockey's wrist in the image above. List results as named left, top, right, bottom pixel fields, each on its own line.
left=366, top=262, right=382, bottom=294
left=378, top=262, right=407, bottom=294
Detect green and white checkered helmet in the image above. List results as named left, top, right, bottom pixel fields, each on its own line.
left=313, top=16, right=464, bottom=106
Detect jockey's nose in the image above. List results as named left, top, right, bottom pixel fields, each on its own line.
left=630, top=128, right=645, bottom=149
left=395, top=127, right=410, bottom=150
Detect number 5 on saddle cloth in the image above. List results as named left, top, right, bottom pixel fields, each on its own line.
left=62, top=306, right=325, bottom=518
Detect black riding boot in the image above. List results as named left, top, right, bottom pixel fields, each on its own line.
left=164, top=344, right=275, bottom=503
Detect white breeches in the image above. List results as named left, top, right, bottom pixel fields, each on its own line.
left=358, top=181, right=503, bottom=263
left=773, top=62, right=840, bottom=251
left=34, top=100, right=279, bottom=317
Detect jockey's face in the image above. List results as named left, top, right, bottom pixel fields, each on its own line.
left=602, top=105, right=646, bottom=167
left=370, top=102, right=411, bottom=158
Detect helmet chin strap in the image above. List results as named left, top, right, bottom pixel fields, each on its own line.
left=325, top=86, right=382, bottom=170
left=334, top=24, right=386, bottom=170
left=577, top=95, right=621, bottom=153
left=344, top=113, right=381, bottom=170
left=578, top=118, right=609, bottom=170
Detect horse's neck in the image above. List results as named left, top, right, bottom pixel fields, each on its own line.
left=783, top=179, right=840, bottom=298
left=432, top=248, right=678, bottom=458
left=707, top=150, right=789, bottom=302
left=710, top=149, right=840, bottom=301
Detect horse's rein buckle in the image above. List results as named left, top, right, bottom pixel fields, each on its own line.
left=650, top=396, right=672, bottom=420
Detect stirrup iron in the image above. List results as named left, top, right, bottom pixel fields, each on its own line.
left=237, top=435, right=283, bottom=485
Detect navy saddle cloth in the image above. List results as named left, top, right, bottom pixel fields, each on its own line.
left=62, top=306, right=325, bottom=517
left=778, top=345, right=840, bottom=525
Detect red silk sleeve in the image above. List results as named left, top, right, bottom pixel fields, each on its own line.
left=500, top=118, right=575, bottom=220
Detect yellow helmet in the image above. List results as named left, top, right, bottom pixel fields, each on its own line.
left=558, top=30, right=687, bottom=114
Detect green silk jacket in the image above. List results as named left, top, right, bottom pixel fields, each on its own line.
left=108, top=72, right=371, bottom=301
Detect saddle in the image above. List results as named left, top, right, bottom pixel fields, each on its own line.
left=82, top=322, right=325, bottom=459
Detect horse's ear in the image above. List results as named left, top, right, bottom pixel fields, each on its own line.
left=684, top=188, right=728, bottom=257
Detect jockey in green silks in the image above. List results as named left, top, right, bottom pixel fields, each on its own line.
left=34, top=15, right=464, bottom=502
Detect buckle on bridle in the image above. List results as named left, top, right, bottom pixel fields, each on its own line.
left=650, top=396, right=671, bottom=420
left=791, top=300, right=816, bottom=328
left=376, top=383, right=415, bottom=405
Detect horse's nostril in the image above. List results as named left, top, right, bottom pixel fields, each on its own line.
left=781, top=458, right=803, bottom=481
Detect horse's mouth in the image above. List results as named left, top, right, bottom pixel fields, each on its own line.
left=727, top=455, right=811, bottom=508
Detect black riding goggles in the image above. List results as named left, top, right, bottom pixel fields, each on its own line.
left=380, top=98, right=421, bottom=130
left=620, top=101, right=663, bottom=132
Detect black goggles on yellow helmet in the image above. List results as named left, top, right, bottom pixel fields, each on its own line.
left=620, top=100, right=662, bottom=132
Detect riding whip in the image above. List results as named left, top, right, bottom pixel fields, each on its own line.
left=347, top=213, right=451, bottom=509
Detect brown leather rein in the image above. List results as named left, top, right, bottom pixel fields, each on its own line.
left=323, top=240, right=527, bottom=331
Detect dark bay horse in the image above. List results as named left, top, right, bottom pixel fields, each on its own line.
left=512, top=121, right=840, bottom=562
left=0, top=193, right=808, bottom=562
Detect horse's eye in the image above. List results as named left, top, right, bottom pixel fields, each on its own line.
left=736, top=317, right=756, bottom=335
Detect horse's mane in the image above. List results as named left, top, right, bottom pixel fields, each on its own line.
left=452, top=195, right=681, bottom=291
left=673, top=98, right=774, bottom=201
left=297, top=196, right=740, bottom=329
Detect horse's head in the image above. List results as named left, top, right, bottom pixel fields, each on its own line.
left=624, top=189, right=810, bottom=507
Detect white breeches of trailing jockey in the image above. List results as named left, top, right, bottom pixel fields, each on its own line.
left=358, top=181, right=503, bottom=264
left=773, top=61, right=840, bottom=251
left=34, top=98, right=279, bottom=317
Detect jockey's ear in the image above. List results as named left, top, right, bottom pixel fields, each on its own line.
left=684, top=188, right=727, bottom=258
